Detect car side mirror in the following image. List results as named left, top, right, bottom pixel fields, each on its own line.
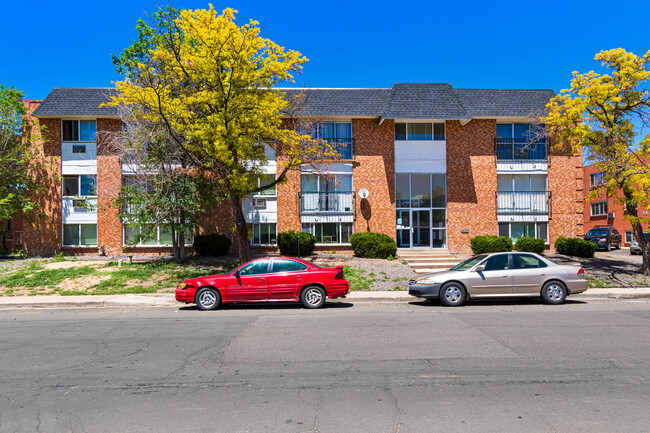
left=475, top=265, right=485, bottom=272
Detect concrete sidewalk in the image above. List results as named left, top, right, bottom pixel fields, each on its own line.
left=0, top=288, right=649, bottom=309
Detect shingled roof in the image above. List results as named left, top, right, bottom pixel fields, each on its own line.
left=32, top=85, right=555, bottom=120
left=32, top=88, right=118, bottom=117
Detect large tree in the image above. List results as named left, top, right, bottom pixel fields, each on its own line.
left=108, top=6, right=331, bottom=263
left=545, top=48, right=650, bottom=273
left=0, top=84, right=46, bottom=250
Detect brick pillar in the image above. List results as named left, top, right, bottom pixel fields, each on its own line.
left=276, top=161, right=301, bottom=233
left=96, top=119, right=123, bottom=255
left=352, top=119, right=395, bottom=237
left=548, top=144, right=584, bottom=249
left=446, top=119, right=498, bottom=254
left=22, top=104, right=62, bottom=256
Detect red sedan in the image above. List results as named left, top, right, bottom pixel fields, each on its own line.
left=175, top=257, right=350, bottom=310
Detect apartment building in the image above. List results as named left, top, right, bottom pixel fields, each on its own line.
left=10, top=84, right=583, bottom=256
left=583, top=164, right=648, bottom=246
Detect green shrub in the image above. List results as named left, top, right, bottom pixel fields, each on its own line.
left=349, top=232, right=397, bottom=259
left=554, top=236, right=596, bottom=258
left=193, top=234, right=231, bottom=256
left=470, top=235, right=513, bottom=255
left=277, top=230, right=317, bottom=256
left=514, top=237, right=545, bottom=254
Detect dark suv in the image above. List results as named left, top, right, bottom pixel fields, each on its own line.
left=583, top=225, right=622, bottom=251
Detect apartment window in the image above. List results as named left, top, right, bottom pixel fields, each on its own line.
left=63, top=175, right=97, bottom=197
left=15, top=231, right=22, bottom=246
left=251, top=174, right=276, bottom=196
left=626, top=231, right=633, bottom=243
left=302, top=222, right=353, bottom=244
left=498, top=222, right=548, bottom=243
left=395, top=122, right=445, bottom=141
left=72, top=145, right=86, bottom=154
left=62, top=120, right=96, bottom=141
left=307, top=122, right=353, bottom=159
left=591, top=201, right=608, bottom=216
left=590, top=172, right=604, bottom=187
left=251, top=223, right=277, bottom=245
left=63, top=224, right=97, bottom=246
left=124, top=225, right=194, bottom=246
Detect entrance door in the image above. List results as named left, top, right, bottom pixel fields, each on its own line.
left=411, top=210, right=430, bottom=247
left=396, top=209, right=411, bottom=248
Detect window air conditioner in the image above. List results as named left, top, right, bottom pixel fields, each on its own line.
left=252, top=198, right=267, bottom=209
left=73, top=199, right=86, bottom=208
left=607, top=212, right=615, bottom=218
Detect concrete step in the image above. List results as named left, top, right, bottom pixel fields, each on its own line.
left=398, top=253, right=457, bottom=259
left=409, top=262, right=460, bottom=269
left=414, top=267, right=455, bottom=274
left=402, top=257, right=461, bottom=263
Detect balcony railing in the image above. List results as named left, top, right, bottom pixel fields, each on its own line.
left=496, top=138, right=547, bottom=161
left=301, top=191, right=354, bottom=214
left=496, top=191, right=550, bottom=215
left=322, top=138, right=354, bottom=160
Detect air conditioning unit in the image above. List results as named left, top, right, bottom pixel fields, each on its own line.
left=607, top=212, right=615, bottom=218
left=73, top=199, right=86, bottom=208
left=252, top=198, right=266, bottom=209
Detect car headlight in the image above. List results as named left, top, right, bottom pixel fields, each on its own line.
left=600, top=238, right=607, bottom=242
left=417, top=277, right=438, bottom=285
left=178, top=282, right=187, bottom=289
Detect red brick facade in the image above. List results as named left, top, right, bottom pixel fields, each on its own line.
left=548, top=144, right=584, bottom=243
left=583, top=163, right=647, bottom=245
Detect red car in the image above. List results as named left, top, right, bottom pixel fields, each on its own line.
left=175, top=257, right=350, bottom=310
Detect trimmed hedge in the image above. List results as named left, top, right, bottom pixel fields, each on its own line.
left=554, top=236, right=596, bottom=258
left=349, top=232, right=397, bottom=259
left=193, top=234, right=231, bottom=256
left=277, top=230, right=317, bottom=256
left=470, top=235, right=513, bottom=255
left=514, top=237, right=546, bottom=254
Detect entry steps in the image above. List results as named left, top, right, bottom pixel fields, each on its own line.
left=397, top=249, right=463, bottom=274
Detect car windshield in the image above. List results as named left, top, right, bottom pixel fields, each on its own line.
left=450, top=255, right=487, bottom=271
left=586, top=229, right=608, bottom=236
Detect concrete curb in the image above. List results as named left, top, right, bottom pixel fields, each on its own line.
left=1, top=288, right=650, bottom=309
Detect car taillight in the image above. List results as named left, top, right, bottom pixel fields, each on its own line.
left=335, top=270, right=344, bottom=279
left=577, top=268, right=584, bottom=276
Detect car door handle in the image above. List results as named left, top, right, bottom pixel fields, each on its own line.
left=296, top=276, right=303, bottom=279
left=258, top=278, right=265, bottom=282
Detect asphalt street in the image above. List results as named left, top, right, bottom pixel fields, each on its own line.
left=1, top=299, right=650, bottom=432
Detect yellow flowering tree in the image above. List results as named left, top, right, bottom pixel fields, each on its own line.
left=545, top=48, right=650, bottom=273
left=109, top=6, right=329, bottom=262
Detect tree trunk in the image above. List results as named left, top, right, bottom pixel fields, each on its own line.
left=227, top=187, right=250, bottom=264
left=179, top=231, right=186, bottom=264
left=624, top=191, right=649, bottom=275
left=172, top=227, right=181, bottom=264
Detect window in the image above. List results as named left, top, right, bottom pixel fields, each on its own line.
left=15, top=231, right=22, bottom=246
left=590, top=172, right=604, bottom=187
left=62, top=120, right=96, bottom=141
left=62, top=175, right=97, bottom=197
left=272, top=259, right=308, bottom=273
left=124, top=225, right=194, bottom=246
left=251, top=223, right=277, bottom=245
left=395, top=122, right=445, bottom=141
left=251, top=174, right=276, bottom=196
left=72, top=145, right=86, bottom=154
left=308, top=122, right=353, bottom=159
left=498, top=222, right=548, bottom=242
left=238, top=259, right=271, bottom=276
left=301, top=174, right=353, bottom=213
left=482, top=254, right=509, bottom=271
left=302, top=222, right=353, bottom=244
left=63, top=224, right=97, bottom=246
left=591, top=201, right=608, bottom=216
left=626, top=231, right=633, bottom=243
left=496, top=123, right=546, bottom=160
left=512, top=254, right=547, bottom=269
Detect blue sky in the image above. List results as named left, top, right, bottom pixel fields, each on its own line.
left=2, top=0, right=649, bottom=100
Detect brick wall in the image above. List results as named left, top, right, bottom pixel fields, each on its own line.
left=22, top=102, right=62, bottom=256
left=583, top=163, right=646, bottom=245
left=276, top=162, right=301, bottom=233
left=352, top=119, right=395, bottom=237
left=446, top=119, right=498, bottom=254
left=548, top=144, right=584, bottom=246
left=96, top=119, right=124, bottom=255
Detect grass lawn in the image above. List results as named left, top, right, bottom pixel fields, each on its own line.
left=0, top=258, right=238, bottom=296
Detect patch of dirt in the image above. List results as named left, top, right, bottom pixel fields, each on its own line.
left=548, top=250, right=648, bottom=287
left=42, top=261, right=102, bottom=270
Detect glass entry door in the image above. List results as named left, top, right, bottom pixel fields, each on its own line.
left=411, top=210, right=430, bottom=247
left=396, top=209, right=411, bottom=248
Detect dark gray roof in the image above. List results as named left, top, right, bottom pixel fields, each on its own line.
left=382, top=83, right=471, bottom=120
left=281, top=88, right=391, bottom=117
left=32, top=85, right=555, bottom=119
left=32, top=88, right=118, bottom=117
left=454, top=88, right=555, bottom=117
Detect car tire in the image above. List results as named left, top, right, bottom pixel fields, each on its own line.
left=195, top=287, right=221, bottom=311
left=439, top=282, right=466, bottom=307
left=300, top=286, right=326, bottom=309
left=541, top=281, right=567, bottom=305
left=606, top=242, right=611, bottom=252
